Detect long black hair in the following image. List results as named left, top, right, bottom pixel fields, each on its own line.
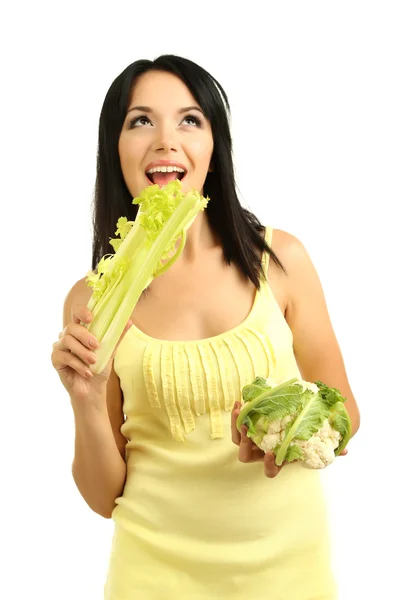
left=92, top=54, right=286, bottom=287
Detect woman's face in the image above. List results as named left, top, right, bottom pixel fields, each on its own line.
left=119, top=70, right=214, bottom=198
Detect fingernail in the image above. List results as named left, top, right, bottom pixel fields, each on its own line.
left=89, top=337, right=99, bottom=348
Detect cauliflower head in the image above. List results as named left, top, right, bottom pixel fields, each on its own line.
left=236, top=376, right=351, bottom=470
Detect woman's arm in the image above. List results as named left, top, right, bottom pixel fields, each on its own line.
left=63, top=280, right=129, bottom=518
left=231, top=229, right=359, bottom=477
left=280, top=231, right=361, bottom=436
left=71, top=368, right=127, bottom=519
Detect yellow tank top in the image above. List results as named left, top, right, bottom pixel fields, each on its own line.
left=105, top=226, right=337, bottom=600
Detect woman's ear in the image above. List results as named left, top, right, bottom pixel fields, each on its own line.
left=208, top=162, right=214, bottom=173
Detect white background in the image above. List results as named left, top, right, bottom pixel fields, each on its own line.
left=1, top=1, right=399, bottom=599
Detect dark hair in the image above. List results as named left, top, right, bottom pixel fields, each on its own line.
left=92, top=54, right=286, bottom=287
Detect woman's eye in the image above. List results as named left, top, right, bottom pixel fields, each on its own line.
left=129, top=116, right=152, bottom=128
left=183, top=115, right=201, bottom=127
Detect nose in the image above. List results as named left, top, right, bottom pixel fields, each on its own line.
left=152, top=121, right=178, bottom=153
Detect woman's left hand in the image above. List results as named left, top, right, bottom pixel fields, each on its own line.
left=231, top=401, right=285, bottom=478
left=231, top=401, right=348, bottom=478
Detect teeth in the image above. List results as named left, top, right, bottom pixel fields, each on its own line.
left=146, top=165, right=186, bottom=174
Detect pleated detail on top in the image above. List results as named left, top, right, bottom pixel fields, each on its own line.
left=140, top=319, right=277, bottom=442
left=195, top=343, right=220, bottom=439
left=159, top=345, right=186, bottom=442
left=208, top=339, right=235, bottom=412
left=142, top=344, right=161, bottom=408
left=172, top=344, right=196, bottom=435
left=184, top=345, right=206, bottom=416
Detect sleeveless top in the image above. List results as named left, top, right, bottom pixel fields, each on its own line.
left=104, top=226, right=337, bottom=600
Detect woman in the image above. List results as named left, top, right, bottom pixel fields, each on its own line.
left=51, top=54, right=360, bottom=599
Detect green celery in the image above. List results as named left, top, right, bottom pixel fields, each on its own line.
left=85, top=180, right=209, bottom=374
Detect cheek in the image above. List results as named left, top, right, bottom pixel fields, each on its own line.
left=189, top=137, right=214, bottom=165
left=118, top=141, right=146, bottom=197
left=118, top=138, right=144, bottom=179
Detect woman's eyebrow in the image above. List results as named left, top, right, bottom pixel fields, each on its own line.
left=126, top=105, right=204, bottom=116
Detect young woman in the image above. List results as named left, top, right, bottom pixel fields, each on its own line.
left=51, top=54, right=360, bottom=599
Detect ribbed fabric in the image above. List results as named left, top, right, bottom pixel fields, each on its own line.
left=105, top=226, right=336, bottom=600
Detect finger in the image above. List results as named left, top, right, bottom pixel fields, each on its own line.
left=51, top=347, right=93, bottom=379
left=57, top=334, right=98, bottom=367
left=238, top=426, right=264, bottom=463
left=71, top=303, right=93, bottom=325
left=231, top=401, right=242, bottom=445
left=339, top=448, right=348, bottom=456
left=238, top=426, right=253, bottom=462
left=264, top=452, right=282, bottom=478
left=60, top=322, right=100, bottom=351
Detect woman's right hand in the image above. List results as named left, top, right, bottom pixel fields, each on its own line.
left=51, top=303, right=132, bottom=405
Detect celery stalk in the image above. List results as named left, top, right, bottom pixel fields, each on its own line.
left=84, top=181, right=209, bottom=374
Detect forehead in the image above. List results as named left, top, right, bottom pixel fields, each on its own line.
left=129, top=70, right=198, bottom=110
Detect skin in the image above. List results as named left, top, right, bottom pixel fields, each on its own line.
left=52, top=70, right=360, bottom=487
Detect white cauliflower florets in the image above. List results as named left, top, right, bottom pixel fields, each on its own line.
left=295, top=419, right=341, bottom=469
left=259, top=417, right=342, bottom=469
left=260, top=415, right=294, bottom=452
left=260, top=433, right=282, bottom=452
left=267, top=420, right=282, bottom=434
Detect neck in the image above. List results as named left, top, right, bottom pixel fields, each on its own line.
left=178, top=211, right=219, bottom=263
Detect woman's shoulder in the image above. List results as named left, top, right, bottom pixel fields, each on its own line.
left=266, top=227, right=314, bottom=310
left=268, top=226, right=325, bottom=312
left=268, top=227, right=309, bottom=273
left=269, top=227, right=305, bottom=257
left=65, top=276, right=92, bottom=303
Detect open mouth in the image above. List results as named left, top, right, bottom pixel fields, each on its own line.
left=146, top=167, right=187, bottom=186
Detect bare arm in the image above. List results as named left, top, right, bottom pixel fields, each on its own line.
left=280, top=231, right=361, bottom=435
left=58, top=279, right=130, bottom=518
left=71, top=368, right=127, bottom=519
